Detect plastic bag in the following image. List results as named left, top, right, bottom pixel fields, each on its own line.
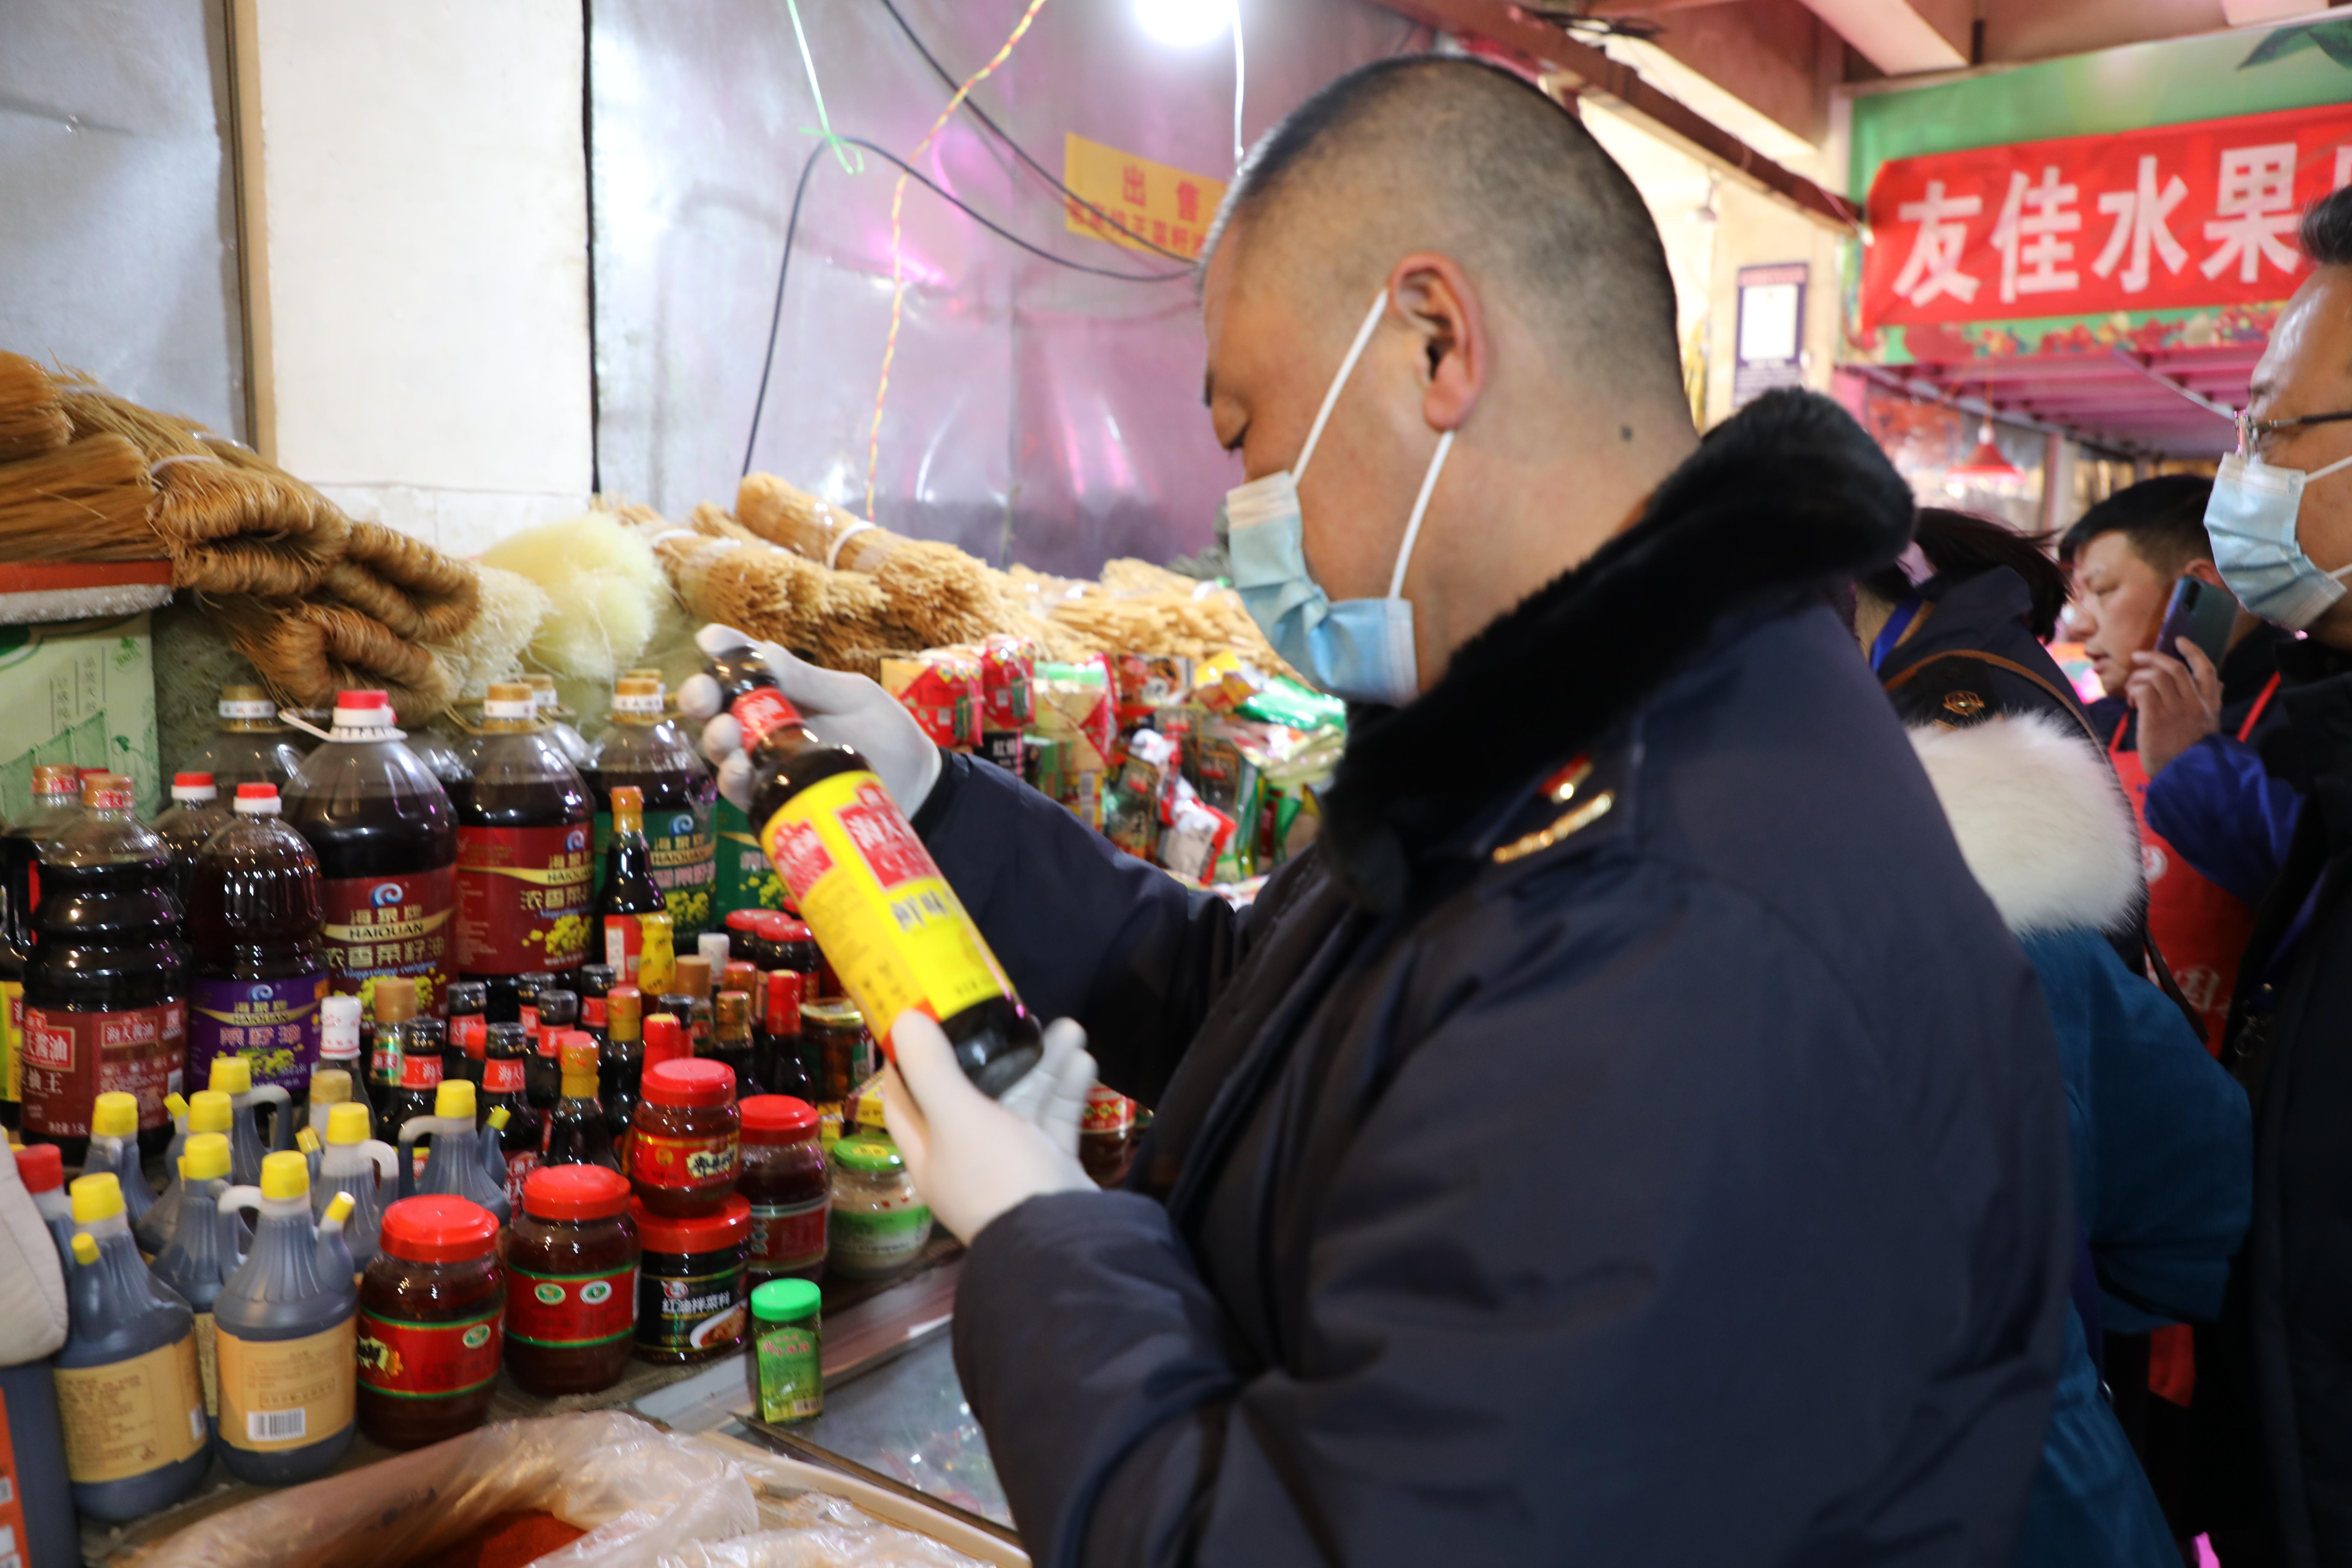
left=656, top=1449, right=997, bottom=1568
left=132, top=1412, right=758, bottom=1568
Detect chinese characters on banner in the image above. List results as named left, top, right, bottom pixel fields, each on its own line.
left=1861, top=103, right=2352, bottom=332
left=1063, top=132, right=1227, bottom=260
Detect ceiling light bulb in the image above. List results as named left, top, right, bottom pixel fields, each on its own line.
left=1134, top=0, right=1230, bottom=48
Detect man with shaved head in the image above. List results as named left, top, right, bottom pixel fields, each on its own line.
left=692, top=56, right=2069, bottom=1564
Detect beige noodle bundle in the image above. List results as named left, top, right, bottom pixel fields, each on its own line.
left=0, top=434, right=164, bottom=561
left=217, top=598, right=454, bottom=724
left=327, top=519, right=479, bottom=643
left=0, top=354, right=70, bottom=462
left=736, top=472, right=1001, bottom=650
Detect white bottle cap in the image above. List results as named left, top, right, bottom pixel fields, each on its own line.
left=698, top=933, right=730, bottom=968
left=232, top=783, right=281, bottom=816
left=320, top=994, right=363, bottom=1059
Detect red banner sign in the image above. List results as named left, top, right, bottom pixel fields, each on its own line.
left=1862, top=103, right=2352, bottom=332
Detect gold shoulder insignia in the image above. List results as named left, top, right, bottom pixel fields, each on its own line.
left=1493, top=791, right=1615, bottom=865
left=1943, top=690, right=1986, bottom=718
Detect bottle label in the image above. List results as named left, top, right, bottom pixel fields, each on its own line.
left=506, top=1262, right=638, bottom=1348
left=53, top=1336, right=208, bottom=1483
left=593, top=803, right=720, bottom=938
left=194, top=1310, right=219, bottom=1417
left=604, top=913, right=679, bottom=993
left=0, top=978, right=19, bottom=1103
left=20, top=1002, right=186, bottom=1140
left=1081, top=1084, right=1134, bottom=1133
left=637, top=1259, right=747, bottom=1356
left=831, top=1204, right=932, bottom=1270
left=730, top=687, right=803, bottom=751
left=748, top=1194, right=828, bottom=1274
left=505, top=1149, right=540, bottom=1211
left=356, top=1307, right=503, bottom=1400
left=369, top=1027, right=404, bottom=1089
left=581, top=995, right=607, bottom=1028
left=454, top=824, right=594, bottom=974
left=629, top=1128, right=740, bottom=1190
left=716, top=798, right=790, bottom=915
left=484, top=1058, right=526, bottom=1094
left=217, top=1317, right=357, bottom=1451
left=399, top=1049, right=444, bottom=1091
left=189, top=973, right=328, bottom=1096
left=754, top=1316, right=823, bottom=1422
left=757, top=770, right=1014, bottom=1050
left=451, top=1014, right=488, bottom=1060
left=322, top=866, right=455, bottom=1012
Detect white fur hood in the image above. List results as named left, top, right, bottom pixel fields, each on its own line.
left=1906, top=712, right=2143, bottom=938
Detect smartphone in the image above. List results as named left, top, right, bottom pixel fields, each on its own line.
left=2155, top=576, right=2236, bottom=667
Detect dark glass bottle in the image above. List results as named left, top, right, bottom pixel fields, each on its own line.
left=374, top=978, right=442, bottom=1137
left=478, top=1021, right=542, bottom=1198
left=711, top=990, right=754, bottom=1097
left=542, top=1038, right=620, bottom=1171
left=584, top=676, right=716, bottom=939
left=600, top=986, right=643, bottom=1147
left=529, top=988, right=576, bottom=1112
left=282, top=690, right=458, bottom=1015
left=701, top=628, right=1041, bottom=1095
left=592, top=785, right=668, bottom=987
left=575, top=962, right=614, bottom=1047
left=670, top=955, right=713, bottom=1051
left=21, top=774, right=188, bottom=1162
left=516, top=969, right=555, bottom=1035
left=450, top=682, right=591, bottom=996
left=444, top=980, right=488, bottom=1091
left=184, top=783, right=328, bottom=1105
left=756, top=969, right=814, bottom=1101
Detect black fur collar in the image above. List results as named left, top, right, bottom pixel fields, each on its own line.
left=1320, top=389, right=1914, bottom=910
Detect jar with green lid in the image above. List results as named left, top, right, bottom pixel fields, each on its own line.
left=747, top=1278, right=822, bottom=1423
left=826, top=1135, right=931, bottom=1280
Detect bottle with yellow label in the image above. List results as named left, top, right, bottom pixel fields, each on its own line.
left=55, top=1171, right=210, bottom=1520
left=699, top=629, right=1041, bottom=1096
left=151, top=1132, right=235, bottom=1425
left=212, top=1150, right=358, bottom=1483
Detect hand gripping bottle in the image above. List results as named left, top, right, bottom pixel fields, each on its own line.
left=698, top=629, right=1042, bottom=1096
left=140, top=1089, right=232, bottom=1257
left=212, top=1151, right=358, bottom=1483
left=55, top=1172, right=209, bottom=1519
left=208, top=1055, right=295, bottom=1186
left=150, top=1131, right=234, bottom=1424
left=313, top=1101, right=397, bottom=1270
left=396, top=1078, right=512, bottom=1224
left=86, top=1090, right=158, bottom=1247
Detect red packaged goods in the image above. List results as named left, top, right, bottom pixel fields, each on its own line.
left=878, top=652, right=982, bottom=752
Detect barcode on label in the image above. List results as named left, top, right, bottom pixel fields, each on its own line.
left=248, top=1407, right=306, bottom=1442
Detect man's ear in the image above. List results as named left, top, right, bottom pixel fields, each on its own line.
left=1388, top=252, right=1485, bottom=433
left=2182, top=559, right=2228, bottom=590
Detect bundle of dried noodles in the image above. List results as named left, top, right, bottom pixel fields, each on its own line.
left=0, top=353, right=69, bottom=462
left=215, top=598, right=454, bottom=724
left=736, top=474, right=1000, bottom=650
left=326, top=520, right=479, bottom=643
left=0, top=434, right=163, bottom=561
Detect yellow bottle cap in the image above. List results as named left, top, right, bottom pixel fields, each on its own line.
left=209, top=1057, right=253, bottom=1096
left=322, top=1191, right=356, bottom=1226
left=296, top=1126, right=322, bottom=1155
left=259, top=1149, right=309, bottom=1201
left=434, top=1079, right=477, bottom=1120
left=181, top=1132, right=231, bottom=1183
left=90, top=1091, right=139, bottom=1139
left=69, top=1171, right=125, bottom=1223
left=327, top=1102, right=371, bottom=1145
left=71, top=1233, right=98, bottom=1265
left=487, top=1106, right=511, bottom=1131
left=189, top=1089, right=233, bottom=1133
left=166, top=1091, right=189, bottom=1121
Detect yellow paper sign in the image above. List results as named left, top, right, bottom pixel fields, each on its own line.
left=1062, top=132, right=1227, bottom=260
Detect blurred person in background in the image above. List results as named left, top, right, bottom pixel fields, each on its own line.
left=1850, top=512, right=2252, bottom=1568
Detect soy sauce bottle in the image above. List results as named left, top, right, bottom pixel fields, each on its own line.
left=444, top=980, right=488, bottom=1090
left=542, top=1037, right=619, bottom=1172
left=585, top=676, right=716, bottom=938
left=699, top=627, right=1041, bottom=1095
left=528, top=988, right=576, bottom=1112
left=478, top=1021, right=541, bottom=1198
left=282, top=690, right=458, bottom=1014
left=575, top=962, right=614, bottom=1050
left=600, top=986, right=643, bottom=1148
left=594, top=786, right=668, bottom=982
left=452, top=685, right=592, bottom=1011
left=711, top=990, right=754, bottom=1096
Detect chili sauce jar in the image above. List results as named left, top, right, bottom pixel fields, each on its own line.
left=627, top=1058, right=740, bottom=1216
left=357, top=1196, right=504, bottom=1449
left=504, top=1165, right=639, bottom=1395
left=799, top=1000, right=870, bottom=1104
left=740, top=1096, right=827, bottom=1284
left=748, top=1277, right=823, bottom=1424
left=631, top=1194, right=750, bottom=1363
left=827, top=1134, right=932, bottom=1281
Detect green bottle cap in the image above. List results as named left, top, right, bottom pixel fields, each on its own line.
left=831, top=1134, right=903, bottom=1174
left=751, top=1277, right=823, bottom=1323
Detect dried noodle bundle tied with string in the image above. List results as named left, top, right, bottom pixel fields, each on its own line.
left=0, top=434, right=163, bottom=561
left=652, top=525, right=893, bottom=664
left=325, top=520, right=479, bottom=643
left=0, top=353, right=70, bottom=462
left=736, top=472, right=1000, bottom=648
left=214, top=598, right=454, bottom=724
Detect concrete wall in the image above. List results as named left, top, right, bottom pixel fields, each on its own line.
left=232, top=0, right=594, bottom=554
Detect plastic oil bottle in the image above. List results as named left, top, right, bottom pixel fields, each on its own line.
left=187, top=781, right=329, bottom=1102
left=140, top=1088, right=231, bottom=1257
left=151, top=772, right=231, bottom=906
left=213, top=1150, right=358, bottom=1483
left=587, top=675, right=717, bottom=939
left=395, top=1078, right=511, bottom=1223
left=207, top=1055, right=295, bottom=1187
left=1, top=762, right=85, bottom=1133
left=282, top=689, right=458, bottom=1014
left=312, top=1100, right=397, bottom=1270
left=452, top=683, right=593, bottom=1017
left=86, top=1090, right=158, bottom=1250
left=21, top=773, right=189, bottom=1163
left=186, top=684, right=307, bottom=791
left=150, top=1130, right=234, bottom=1426
left=55, top=1171, right=209, bottom=1520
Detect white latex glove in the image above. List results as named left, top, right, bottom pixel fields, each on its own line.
left=677, top=625, right=943, bottom=815
left=0, top=1148, right=69, bottom=1362
left=882, top=1012, right=1099, bottom=1243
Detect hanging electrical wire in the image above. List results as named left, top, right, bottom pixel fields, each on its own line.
left=867, top=0, right=1053, bottom=520
left=740, top=136, right=1188, bottom=479
left=785, top=0, right=860, bottom=174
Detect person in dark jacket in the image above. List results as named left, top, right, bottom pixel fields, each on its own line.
left=691, top=58, right=2072, bottom=1565
left=2197, top=185, right=2352, bottom=1567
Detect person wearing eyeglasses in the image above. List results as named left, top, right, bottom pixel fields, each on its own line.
left=2189, top=182, right=2352, bottom=1568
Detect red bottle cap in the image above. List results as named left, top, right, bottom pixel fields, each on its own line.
left=174, top=772, right=215, bottom=789
left=643, top=1013, right=688, bottom=1071
left=522, top=1163, right=631, bottom=1221
left=14, top=1142, right=63, bottom=1192
left=725, top=909, right=763, bottom=936
left=740, top=1095, right=817, bottom=1141
left=763, top=970, right=804, bottom=1034
left=643, top=1057, right=735, bottom=1109
left=629, top=1192, right=751, bottom=1255
left=340, top=689, right=390, bottom=709
left=378, top=1195, right=500, bottom=1263
left=236, top=782, right=277, bottom=800
left=756, top=912, right=811, bottom=944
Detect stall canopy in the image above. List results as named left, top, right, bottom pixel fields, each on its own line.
left=1847, top=20, right=2352, bottom=458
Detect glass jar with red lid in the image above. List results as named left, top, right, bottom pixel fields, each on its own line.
left=357, top=1195, right=504, bottom=1449
left=632, top=1193, right=750, bottom=1363
left=627, top=1058, right=739, bottom=1216
left=740, top=1096, right=827, bottom=1284
left=505, top=1164, right=639, bottom=1395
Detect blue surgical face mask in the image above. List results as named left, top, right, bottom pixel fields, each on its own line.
left=2205, top=441, right=2352, bottom=630
left=1226, top=290, right=1455, bottom=708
